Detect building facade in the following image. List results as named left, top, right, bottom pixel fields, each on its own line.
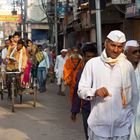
left=57, top=0, right=140, bottom=52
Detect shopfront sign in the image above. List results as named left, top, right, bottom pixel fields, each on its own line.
left=136, top=0, right=140, bottom=9
left=125, top=3, right=140, bottom=18
left=57, top=1, right=67, bottom=18
left=0, top=15, right=21, bottom=23
left=112, top=0, right=131, bottom=4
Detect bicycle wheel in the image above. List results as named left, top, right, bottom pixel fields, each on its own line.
left=33, top=78, right=38, bottom=107
left=0, top=82, right=3, bottom=100
left=11, top=82, right=15, bottom=112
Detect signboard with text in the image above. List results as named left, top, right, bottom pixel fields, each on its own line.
left=125, top=3, right=140, bottom=18
left=136, top=0, right=140, bottom=9
left=112, top=0, right=131, bottom=4
left=0, top=15, right=21, bottom=23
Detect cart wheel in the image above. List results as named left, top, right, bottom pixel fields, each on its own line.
left=0, top=91, right=3, bottom=100
left=19, top=95, right=22, bottom=104
left=11, top=82, right=15, bottom=112
left=0, top=90, right=3, bottom=100
left=0, top=83, right=3, bottom=100
left=33, top=87, right=37, bottom=107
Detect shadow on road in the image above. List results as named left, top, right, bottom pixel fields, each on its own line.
left=0, top=82, right=85, bottom=140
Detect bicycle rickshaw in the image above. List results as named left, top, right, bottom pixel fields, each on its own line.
left=0, top=69, right=38, bottom=112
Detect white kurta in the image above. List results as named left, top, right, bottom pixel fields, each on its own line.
left=78, top=56, right=139, bottom=138
left=1, top=47, right=8, bottom=71
left=135, top=61, right=140, bottom=95
left=54, top=55, right=67, bottom=85
left=129, top=61, right=140, bottom=140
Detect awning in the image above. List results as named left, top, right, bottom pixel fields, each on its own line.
left=31, top=24, right=49, bottom=30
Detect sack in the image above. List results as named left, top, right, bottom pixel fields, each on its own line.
left=35, top=51, right=44, bottom=63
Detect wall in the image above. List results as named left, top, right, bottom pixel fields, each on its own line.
left=124, top=19, right=140, bottom=42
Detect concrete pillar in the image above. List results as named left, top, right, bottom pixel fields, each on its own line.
left=95, top=0, right=102, bottom=55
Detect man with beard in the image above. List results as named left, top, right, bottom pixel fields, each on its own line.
left=124, top=40, right=140, bottom=95
left=71, top=42, right=98, bottom=140
left=124, top=40, right=140, bottom=140
left=63, top=47, right=84, bottom=101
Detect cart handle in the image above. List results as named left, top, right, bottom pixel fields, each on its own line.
left=6, top=71, right=21, bottom=74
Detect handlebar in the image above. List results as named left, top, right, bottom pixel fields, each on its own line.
left=6, top=71, right=21, bottom=74
left=9, top=58, right=16, bottom=62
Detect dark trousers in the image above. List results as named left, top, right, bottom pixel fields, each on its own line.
left=37, top=67, right=46, bottom=92
left=6, top=73, right=20, bottom=98
left=81, top=108, right=90, bottom=140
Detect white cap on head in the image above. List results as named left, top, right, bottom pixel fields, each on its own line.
left=124, top=40, right=139, bottom=50
left=61, top=49, right=68, bottom=53
left=107, top=30, right=126, bottom=43
left=5, top=37, right=9, bottom=41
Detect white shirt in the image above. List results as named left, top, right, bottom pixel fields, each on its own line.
left=135, top=61, right=140, bottom=95
left=130, top=61, right=140, bottom=140
left=1, top=47, right=8, bottom=67
left=38, top=51, right=50, bottom=69
left=54, top=55, right=67, bottom=79
left=78, top=56, right=139, bottom=137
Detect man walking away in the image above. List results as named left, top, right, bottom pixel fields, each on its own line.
left=54, top=49, right=68, bottom=95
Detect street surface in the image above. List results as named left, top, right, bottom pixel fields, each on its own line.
left=0, top=82, right=85, bottom=140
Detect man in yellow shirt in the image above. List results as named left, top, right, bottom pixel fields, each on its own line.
left=6, top=32, right=21, bottom=71
left=6, top=39, right=28, bottom=98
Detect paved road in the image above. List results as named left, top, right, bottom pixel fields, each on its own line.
left=0, top=82, right=85, bottom=140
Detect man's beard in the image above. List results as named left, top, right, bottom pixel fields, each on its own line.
left=71, top=54, right=79, bottom=59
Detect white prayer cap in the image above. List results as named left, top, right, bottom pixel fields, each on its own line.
left=61, top=49, right=68, bottom=52
left=107, top=30, right=126, bottom=43
left=4, top=37, right=9, bottom=41
left=124, top=40, right=139, bottom=50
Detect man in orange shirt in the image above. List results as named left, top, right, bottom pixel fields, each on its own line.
left=63, top=47, right=84, bottom=101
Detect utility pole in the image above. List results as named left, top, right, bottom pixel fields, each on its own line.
left=54, top=0, right=58, bottom=55
left=63, top=0, right=69, bottom=49
left=73, top=0, right=78, bottom=20
left=21, top=0, right=24, bottom=38
left=95, top=0, right=102, bottom=55
left=21, top=0, right=27, bottom=39
left=23, top=0, right=27, bottom=39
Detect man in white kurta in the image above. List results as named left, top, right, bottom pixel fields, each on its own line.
left=124, top=40, right=140, bottom=96
left=129, top=62, right=140, bottom=140
left=54, top=49, right=67, bottom=95
left=1, top=39, right=10, bottom=88
left=124, top=40, right=140, bottom=140
left=78, top=30, right=139, bottom=140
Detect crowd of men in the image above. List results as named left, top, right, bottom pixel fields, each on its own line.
left=0, top=31, right=54, bottom=97
left=55, top=30, right=140, bottom=140
left=0, top=30, right=140, bottom=140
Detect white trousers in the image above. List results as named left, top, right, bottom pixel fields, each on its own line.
left=57, top=77, right=66, bottom=92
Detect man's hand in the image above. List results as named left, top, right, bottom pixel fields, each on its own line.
left=87, top=96, right=93, bottom=100
left=21, top=68, right=25, bottom=73
left=71, top=113, right=77, bottom=122
left=95, top=87, right=111, bottom=98
left=9, top=58, right=16, bottom=62
left=2, top=59, right=7, bottom=65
